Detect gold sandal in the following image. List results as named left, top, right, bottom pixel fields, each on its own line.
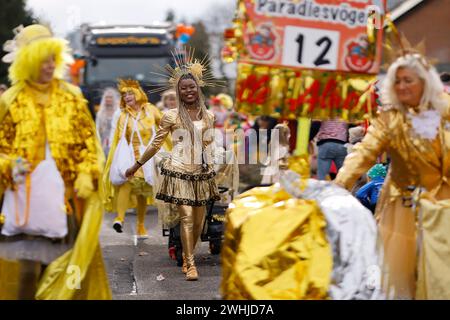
left=185, top=255, right=198, bottom=281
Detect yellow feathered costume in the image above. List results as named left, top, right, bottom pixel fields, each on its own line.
left=0, top=25, right=111, bottom=300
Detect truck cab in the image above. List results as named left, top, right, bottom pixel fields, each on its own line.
left=74, top=24, right=176, bottom=117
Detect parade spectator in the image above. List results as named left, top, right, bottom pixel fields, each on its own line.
left=261, top=122, right=291, bottom=185
left=253, top=115, right=278, bottom=145
left=96, top=87, right=120, bottom=156
left=346, top=126, right=366, bottom=154
left=159, top=89, right=177, bottom=113
left=209, top=94, right=231, bottom=131
left=355, top=164, right=387, bottom=213
left=316, top=120, right=349, bottom=180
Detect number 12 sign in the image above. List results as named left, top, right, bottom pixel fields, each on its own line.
left=282, top=26, right=340, bottom=70
left=241, top=0, right=385, bottom=74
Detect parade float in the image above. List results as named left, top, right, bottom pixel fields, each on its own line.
left=220, top=0, right=388, bottom=300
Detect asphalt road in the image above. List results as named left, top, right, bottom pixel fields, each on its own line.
left=100, top=207, right=222, bottom=300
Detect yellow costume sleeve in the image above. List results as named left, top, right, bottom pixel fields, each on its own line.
left=335, top=112, right=390, bottom=190
left=139, top=110, right=174, bottom=164
left=0, top=109, right=15, bottom=194
left=72, top=93, right=102, bottom=180
left=0, top=86, right=23, bottom=195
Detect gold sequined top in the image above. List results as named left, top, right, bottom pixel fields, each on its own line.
left=138, top=108, right=215, bottom=173
left=0, top=79, right=103, bottom=193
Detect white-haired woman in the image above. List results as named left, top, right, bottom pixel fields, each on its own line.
left=335, top=53, right=450, bottom=300
left=160, top=89, right=177, bottom=113
left=96, top=88, right=120, bottom=156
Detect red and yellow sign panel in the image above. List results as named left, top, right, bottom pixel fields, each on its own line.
left=233, top=0, right=386, bottom=121
left=242, top=0, right=384, bottom=74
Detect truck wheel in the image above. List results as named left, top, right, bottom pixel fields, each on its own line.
left=209, top=240, right=222, bottom=255
left=175, top=245, right=183, bottom=267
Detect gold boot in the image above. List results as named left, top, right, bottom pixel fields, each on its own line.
left=185, top=255, right=198, bottom=281
left=182, top=254, right=188, bottom=274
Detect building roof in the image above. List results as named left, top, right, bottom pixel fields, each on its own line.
left=388, top=0, right=426, bottom=20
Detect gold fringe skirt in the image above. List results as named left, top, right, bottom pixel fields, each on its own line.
left=156, top=159, right=220, bottom=207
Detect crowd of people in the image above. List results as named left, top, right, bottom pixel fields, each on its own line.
left=0, top=23, right=449, bottom=300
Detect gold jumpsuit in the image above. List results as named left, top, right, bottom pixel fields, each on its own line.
left=335, top=99, right=450, bottom=299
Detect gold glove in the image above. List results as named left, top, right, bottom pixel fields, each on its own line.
left=74, top=172, right=94, bottom=199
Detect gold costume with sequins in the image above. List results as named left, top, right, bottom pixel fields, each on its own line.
left=335, top=95, right=450, bottom=299
left=0, top=79, right=111, bottom=300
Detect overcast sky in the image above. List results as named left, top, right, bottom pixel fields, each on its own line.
left=27, top=0, right=236, bottom=36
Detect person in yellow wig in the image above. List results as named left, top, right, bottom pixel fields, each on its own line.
left=0, top=24, right=111, bottom=300
left=103, top=79, right=172, bottom=238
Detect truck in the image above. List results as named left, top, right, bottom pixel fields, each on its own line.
left=68, top=23, right=176, bottom=116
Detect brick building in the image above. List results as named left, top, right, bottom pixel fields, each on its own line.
left=389, top=0, right=450, bottom=72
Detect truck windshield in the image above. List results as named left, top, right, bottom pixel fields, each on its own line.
left=86, top=57, right=171, bottom=84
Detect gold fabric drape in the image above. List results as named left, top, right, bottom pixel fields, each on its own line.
left=221, top=185, right=332, bottom=300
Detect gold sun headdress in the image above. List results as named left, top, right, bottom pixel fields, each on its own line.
left=149, top=46, right=225, bottom=94
left=117, top=78, right=148, bottom=108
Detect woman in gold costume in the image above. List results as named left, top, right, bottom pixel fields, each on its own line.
left=335, top=52, right=450, bottom=299
left=103, top=79, right=171, bottom=238
left=125, top=55, right=220, bottom=281
left=0, top=24, right=111, bottom=300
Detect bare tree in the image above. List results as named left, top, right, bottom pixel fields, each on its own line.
left=200, top=2, right=238, bottom=93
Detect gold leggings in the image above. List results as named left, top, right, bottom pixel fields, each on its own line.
left=178, top=205, right=206, bottom=264
left=115, top=183, right=146, bottom=227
